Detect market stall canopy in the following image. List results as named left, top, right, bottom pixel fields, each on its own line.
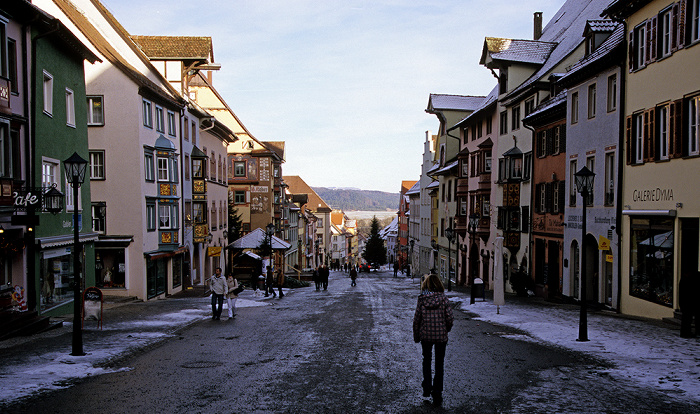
left=226, top=227, right=291, bottom=250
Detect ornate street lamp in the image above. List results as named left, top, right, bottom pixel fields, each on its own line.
left=64, top=152, right=88, bottom=356
left=445, top=226, right=454, bottom=292
left=43, top=186, right=65, bottom=215
left=574, top=165, right=595, bottom=342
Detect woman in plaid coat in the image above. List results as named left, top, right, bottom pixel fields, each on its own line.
left=413, top=274, right=454, bottom=406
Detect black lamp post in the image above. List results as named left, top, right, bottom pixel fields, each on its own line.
left=430, top=239, right=437, bottom=274
left=574, top=165, right=595, bottom=342
left=468, top=214, right=480, bottom=304
left=445, top=226, right=454, bottom=291
left=64, top=152, right=88, bottom=356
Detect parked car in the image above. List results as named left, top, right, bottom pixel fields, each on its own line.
left=359, top=263, right=370, bottom=272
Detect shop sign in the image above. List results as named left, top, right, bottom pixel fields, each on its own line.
left=606, top=254, right=614, bottom=263
left=207, top=246, right=222, bottom=257
left=12, top=189, right=42, bottom=210
left=598, top=236, right=611, bottom=250
left=251, top=186, right=268, bottom=193
left=632, top=187, right=674, bottom=202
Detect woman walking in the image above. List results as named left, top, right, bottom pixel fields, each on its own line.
left=412, top=274, right=454, bottom=406
left=226, top=275, right=239, bottom=319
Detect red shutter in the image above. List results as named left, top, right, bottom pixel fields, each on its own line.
left=672, top=4, right=679, bottom=51
left=560, top=124, right=567, bottom=152
left=535, top=183, right=542, bottom=213
left=626, top=116, right=632, bottom=165
left=545, top=182, right=553, bottom=213
left=558, top=181, right=566, bottom=214
left=644, top=108, right=656, bottom=162
left=629, top=30, right=635, bottom=72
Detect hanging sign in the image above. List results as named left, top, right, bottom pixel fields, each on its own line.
left=606, top=254, right=614, bottom=263
left=598, top=235, right=611, bottom=251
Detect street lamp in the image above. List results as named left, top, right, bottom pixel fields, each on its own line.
left=430, top=239, right=437, bottom=274
left=574, top=165, right=595, bottom=342
left=445, top=226, right=454, bottom=291
left=64, top=152, right=88, bottom=356
left=468, top=214, right=480, bottom=304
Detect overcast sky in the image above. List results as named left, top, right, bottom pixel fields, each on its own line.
left=102, top=0, right=564, bottom=193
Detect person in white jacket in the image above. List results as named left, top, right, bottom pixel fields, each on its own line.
left=210, top=268, right=228, bottom=320
left=226, top=275, right=239, bottom=319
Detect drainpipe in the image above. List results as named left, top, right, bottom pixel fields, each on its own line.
left=615, top=20, right=627, bottom=314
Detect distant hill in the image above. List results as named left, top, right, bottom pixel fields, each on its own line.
left=312, top=187, right=399, bottom=211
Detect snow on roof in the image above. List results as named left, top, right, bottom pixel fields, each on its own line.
left=427, top=94, right=486, bottom=112
left=453, top=85, right=500, bottom=129
left=560, top=23, right=624, bottom=85
left=482, top=37, right=557, bottom=65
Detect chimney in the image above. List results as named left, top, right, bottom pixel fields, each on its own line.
left=534, top=12, right=543, bottom=40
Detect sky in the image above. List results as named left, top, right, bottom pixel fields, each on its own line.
left=100, top=0, right=565, bottom=193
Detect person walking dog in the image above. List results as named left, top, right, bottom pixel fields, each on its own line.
left=412, top=274, right=454, bottom=406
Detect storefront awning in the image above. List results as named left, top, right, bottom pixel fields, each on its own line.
left=37, top=232, right=100, bottom=249
left=95, top=235, right=134, bottom=248
left=144, top=245, right=188, bottom=260
left=622, top=209, right=676, bottom=216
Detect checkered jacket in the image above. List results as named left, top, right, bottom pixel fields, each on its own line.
left=413, top=292, right=454, bottom=343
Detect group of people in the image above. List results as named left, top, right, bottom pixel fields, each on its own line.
left=209, top=267, right=241, bottom=320
left=312, top=265, right=329, bottom=291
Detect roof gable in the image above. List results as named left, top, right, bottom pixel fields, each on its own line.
left=131, top=36, right=213, bottom=61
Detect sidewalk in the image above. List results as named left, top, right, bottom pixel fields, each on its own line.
left=0, top=288, right=275, bottom=407
left=446, top=288, right=700, bottom=404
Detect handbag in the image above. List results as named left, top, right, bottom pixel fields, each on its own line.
left=232, top=286, right=244, bottom=295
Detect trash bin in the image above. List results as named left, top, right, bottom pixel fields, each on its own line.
left=471, top=278, right=484, bottom=304
left=257, top=275, right=266, bottom=291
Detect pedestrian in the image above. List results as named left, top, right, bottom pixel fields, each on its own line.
left=350, top=266, right=357, bottom=286
left=276, top=268, right=285, bottom=298
left=322, top=264, right=329, bottom=290
left=680, top=270, right=699, bottom=338
left=313, top=267, right=321, bottom=291
left=266, top=266, right=277, bottom=297
left=226, top=274, right=239, bottom=319
left=394, top=262, right=399, bottom=278
left=210, top=267, right=228, bottom=320
left=412, top=273, right=454, bottom=406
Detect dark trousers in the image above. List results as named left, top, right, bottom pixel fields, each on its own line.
left=351, top=278, right=356, bottom=286
left=421, top=341, right=447, bottom=397
left=211, top=294, right=224, bottom=318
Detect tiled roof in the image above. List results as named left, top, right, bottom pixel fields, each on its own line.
left=428, top=94, right=486, bottom=112
left=560, top=23, right=624, bottom=84
left=282, top=176, right=332, bottom=212
left=483, top=37, right=557, bottom=65
left=453, top=85, right=499, bottom=128
left=502, top=0, right=613, bottom=103
left=406, top=181, right=420, bottom=195
left=586, top=19, right=618, bottom=33
left=523, top=90, right=567, bottom=121
left=131, top=36, right=213, bottom=60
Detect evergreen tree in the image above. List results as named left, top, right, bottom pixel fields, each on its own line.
left=228, top=204, right=243, bottom=244
left=362, top=216, right=387, bottom=265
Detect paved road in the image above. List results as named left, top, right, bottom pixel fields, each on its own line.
left=5, top=270, right=699, bottom=413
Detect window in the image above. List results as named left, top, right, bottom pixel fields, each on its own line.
left=522, top=152, right=532, bottom=180
left=193, top=202, right=206, bottom=224
left=499, top=111, right=508, bottom=135
left=658, top=105, right=670, bottom=160
left=634, top=113, right=645, bottom=163
left=586, top=156, right=595, bottom=206
left=92, top=203, right=106, bottom=232
left=587, top=83, right=596, bottom=119
left=486, top=116, right=492, bottom=135
left=87, top=96, right=104, bottom=126
left=89, top=150, right=105, bottom=180
left=183, top=117, right=189, bottom=141
left=167, top=111, right=176, bottom=136
left=146, top=201, right=156, bottom=231
left=65, top=89, right=75, bottom=127
left=689, top=96, right=700, bottom=156
left=144, top=150, right=154, bottom=181
left=184, top=154, right=190, bottom=180
left=64, top=177, right=81, bottom=212
left=604, top=152, right=615, bottom=206
left=634, top=24, right=647, bottom=70
left=191, top=120, right=196, bottom=143
left=158, top=204, right=177, bottom=229
left=157, top=157, right=169, bottom=181
left=629, top=217, right=674, bottom=307
left=0, top=123, right=19, bottom=178
left=155, top=106, right=164, bottom=132
left=41, top=158, right=59, bottom=190
left=142, top=100, right=152, bottom=128
left=8, top=39, right=17, bottom=94
left=485, top=150, right=492, bottom=172
left=511, top=106, right=520, bottom=131
left=233, top=161, right=245, bottom=177
left=192, top=158, right=204, bottom=178
left=607, top=75, right=617, bottom=113
left=552, top=182, right=560, bottom=213
left=43, top=71, right=53, bottom=115
left=571, top=92, right=579, bottom=124
left=524, top=98, right=536, bottom=117
left=234, top=190, right=246, bottom=204
left=660, top=8, right=672, bottom=58
left=569, top=160, right=577, bottom=206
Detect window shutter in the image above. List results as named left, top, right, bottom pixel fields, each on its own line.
left=671, top=100, right=683, bottom=158
left=679, top=0, right=688, bottom=48
left=629, top=30, right=635, bottom=72
left=682, top=98, right=690, bottom=156
left=558, top=181, right=566, bottom=214
left=649, top=107, right=656, bottom=161
left=644, top=109, right=653, bottom=162
left=546, top=128, right=554, bottom=156
left=672, top=3, right=679, bottom=51
left=535, top=183, right=542, bottom=213
left=626, top=115, right=632, bottom=164
left=646, top=19, right=654, bottom=64
left=545, top=182, right=553, bottom=213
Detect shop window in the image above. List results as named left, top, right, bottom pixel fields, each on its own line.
left=40, top=252, right=77, bottom=311
left=629, top=217, right=674, bottom=307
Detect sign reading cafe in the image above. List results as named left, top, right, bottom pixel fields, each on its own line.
left=632, top=187, right=674, bottom=203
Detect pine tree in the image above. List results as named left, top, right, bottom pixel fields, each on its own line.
left=362, top=216, right=387, bottom=265
left=228, top=205, right=243, bottom=244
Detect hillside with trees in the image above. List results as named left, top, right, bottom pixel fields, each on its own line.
left=312, top=187, right=398, bottom=211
